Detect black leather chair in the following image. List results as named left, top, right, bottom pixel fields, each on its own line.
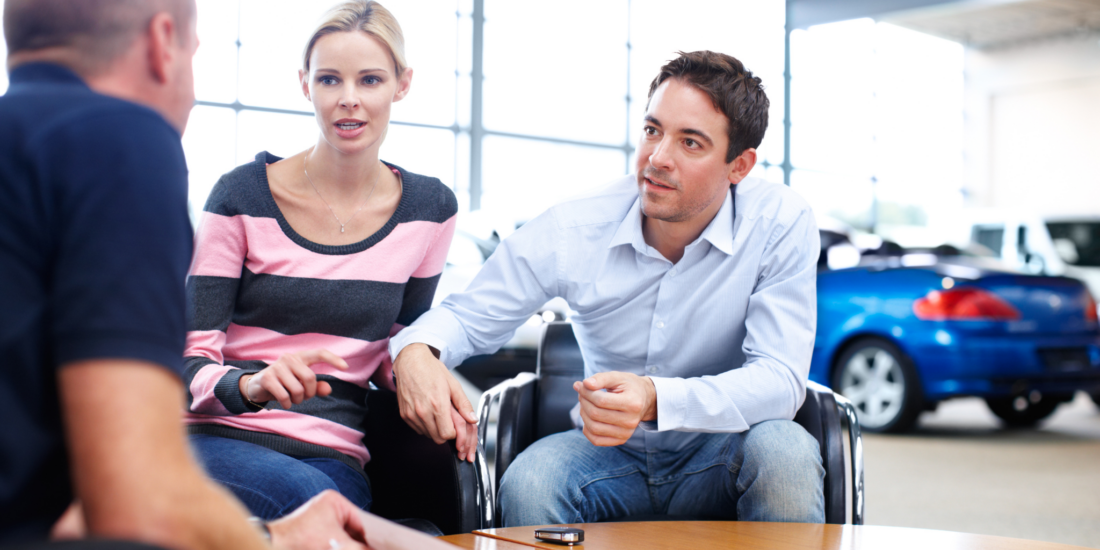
left=477, top=322, right=865, bottom=526
left=362, top=389, right=492, bottom=535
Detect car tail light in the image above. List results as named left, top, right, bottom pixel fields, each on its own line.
left=913, top=287, right=1021, bottom=321
left=1085, top=291, right=1098, bottom=322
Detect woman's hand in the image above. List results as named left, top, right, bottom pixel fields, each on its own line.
left=239, top=349, right=349, bottom=410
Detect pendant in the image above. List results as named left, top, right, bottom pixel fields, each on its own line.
left=340, top=226, right=345, bottom=233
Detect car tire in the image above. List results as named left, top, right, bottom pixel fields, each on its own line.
left=832, top=337, right=923, bottom=433
left=984, top=393, right=1066, bottom=428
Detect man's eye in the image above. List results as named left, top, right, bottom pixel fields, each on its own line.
left=643, top=126, right=657, bottom=136
left=685, top=138, right=697, bottom=148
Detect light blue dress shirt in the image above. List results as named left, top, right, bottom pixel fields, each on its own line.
left=390, top=174, right=820, bottom=452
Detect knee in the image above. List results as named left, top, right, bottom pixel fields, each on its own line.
left=498, top=434, right=584, bottom=526
left=741, top=420, right=823, bottom=475
left=499, top=438, right=574, bottom=504
left=735, top=421, right=824, bottom=523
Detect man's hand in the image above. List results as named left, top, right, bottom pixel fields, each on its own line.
left=392, top=343, right=479, bottom=462
left=574, top=371, right=658, bottom=447
left=268, top=490, right=369, bottom=550
left=240, top=349, right=349, bottom=410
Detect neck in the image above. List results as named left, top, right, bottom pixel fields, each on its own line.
left=306, top=141, right=386, bottom=199
left=641, top=193, right=727, bottom=264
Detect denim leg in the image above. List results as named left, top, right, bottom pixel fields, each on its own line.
left=299, top=457, right=372, bottom=511
left=662, top=420, right=824, bottom=523
left=498, top=430, right=651, bottom=527
left=190, top=434, right=342, bottom=520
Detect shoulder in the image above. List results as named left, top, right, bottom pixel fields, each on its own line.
left=734, top=176, right=815, bottom=229
left=203, top=152, right=279, bottom=218
left=542, top=174, right=639, bottom=230
left=34, top=94, right=181, bottom=161
left=389, top=163, right=458, bottom=224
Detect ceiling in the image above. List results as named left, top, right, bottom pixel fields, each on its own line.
left=882, top=0, right=1100, bottom=49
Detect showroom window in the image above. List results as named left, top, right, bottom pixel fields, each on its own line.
left=182, top=0, right=786, bottom=225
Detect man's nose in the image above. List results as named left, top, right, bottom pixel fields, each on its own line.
left=648, top=137, right=674, bottom=170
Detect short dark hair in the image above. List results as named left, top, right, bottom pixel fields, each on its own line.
left=4, top=0, right=194, bottom=75
left=648, top=51, right=769, bottom=163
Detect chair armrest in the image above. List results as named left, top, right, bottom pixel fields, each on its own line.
left=834, top=392, right=865, bottom=525
left=476, top=372, right=538, bottom=523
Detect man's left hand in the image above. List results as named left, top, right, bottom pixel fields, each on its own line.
left=573, top=372, right=658, bottom=447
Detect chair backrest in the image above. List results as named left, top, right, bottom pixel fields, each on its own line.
left=362, top=389, right=482, bottom=535
left=535, top=322, right=586, bottom=439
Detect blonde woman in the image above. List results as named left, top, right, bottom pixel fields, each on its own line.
left=182, top=0, right=464, bottom=519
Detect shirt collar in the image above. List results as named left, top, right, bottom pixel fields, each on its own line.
left=608, top=185, right=737, bottom=257
left=8, top=62, right=88, bottom=88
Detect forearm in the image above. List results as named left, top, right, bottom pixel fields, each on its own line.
left=61, top=360, right=269, bottom=550
left=648, top=362, right=806, bottom=432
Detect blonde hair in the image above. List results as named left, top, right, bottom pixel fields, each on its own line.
left=303, top=0, right=406, bottom=75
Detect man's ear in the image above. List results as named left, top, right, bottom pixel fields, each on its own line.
left=145, top=12, right=178, bottom=84
left=393, top=67, right=413, bottom=102
left=727, top=148, right=757, bottom=185
left=299, top=69, right=311, bottom=101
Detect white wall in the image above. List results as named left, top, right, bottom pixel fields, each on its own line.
left=963, top=35, right=1100, bottom=217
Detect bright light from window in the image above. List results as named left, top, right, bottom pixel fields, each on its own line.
left=790, top=18, right=965, bottom=235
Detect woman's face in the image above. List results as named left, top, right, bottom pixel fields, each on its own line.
left=300, top=31, right=412, bottom=156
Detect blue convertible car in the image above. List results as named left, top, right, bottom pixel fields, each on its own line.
left=812, top=240, right=1100, bottom=433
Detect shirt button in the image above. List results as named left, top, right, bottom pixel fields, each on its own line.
left=668, top=268, right=678, bottom=277
left=647, top=365, right=659, bottom=373
left=656, top=321, right=666, bottom=329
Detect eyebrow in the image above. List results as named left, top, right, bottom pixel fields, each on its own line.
left=644, top=115, right=714, bottom=146
left=314, top=67, right=389, bottom=75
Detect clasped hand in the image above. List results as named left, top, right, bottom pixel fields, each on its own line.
left=392, top=343, right=479, bottom=463
left=240, top=349, right=349, bottom=410
left=574, top=371, right=658, bottom=447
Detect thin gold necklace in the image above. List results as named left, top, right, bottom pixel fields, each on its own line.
left=302, top=149, right=378, bottom=233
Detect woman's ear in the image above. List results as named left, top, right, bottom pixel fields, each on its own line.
left=393, top=67, right=413, bottom=102
left=299, top=69, right=311, bottom=101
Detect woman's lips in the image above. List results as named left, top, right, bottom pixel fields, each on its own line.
left=333, top=120, right=366, bottom=139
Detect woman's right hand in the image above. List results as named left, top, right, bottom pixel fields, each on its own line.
left=239, top=349, right=349, bottom=410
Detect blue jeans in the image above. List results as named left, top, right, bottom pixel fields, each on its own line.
left=498, top=420, right=824, bottom=527
left=189, top=434, right=371, bottom=520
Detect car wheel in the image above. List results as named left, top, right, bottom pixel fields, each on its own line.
left=832, top=337, right=922, bottom=433
left=984, top=392, right=1065, bottom=428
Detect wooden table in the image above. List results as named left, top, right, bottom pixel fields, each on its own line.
left=438, top=522, right=1094, bottom=550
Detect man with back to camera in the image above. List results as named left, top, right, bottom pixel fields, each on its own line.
left=0, top=1, right=454, bottom=548
left=389, top=50, right=824, bottom=525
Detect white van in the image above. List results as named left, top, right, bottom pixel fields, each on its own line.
left=960, top=210, right=1100, bottom=305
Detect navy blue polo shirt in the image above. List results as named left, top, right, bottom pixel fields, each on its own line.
left=0, top=63, right=192, bottom=541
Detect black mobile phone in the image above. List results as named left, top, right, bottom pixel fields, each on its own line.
left=534, top=526, right=585, bottom=545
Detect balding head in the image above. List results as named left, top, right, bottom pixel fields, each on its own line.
left=4, top=0, right=195, bottom=76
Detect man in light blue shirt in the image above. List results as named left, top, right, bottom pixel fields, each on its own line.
left=389, top=51, right=823, bottom=525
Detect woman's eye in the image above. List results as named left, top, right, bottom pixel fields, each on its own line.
left=319, top=76, right=337, bottom=85
left=363, top=75, right=381, bottom=85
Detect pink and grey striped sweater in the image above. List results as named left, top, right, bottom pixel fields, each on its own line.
left=184, top=152, right=457, bottom=473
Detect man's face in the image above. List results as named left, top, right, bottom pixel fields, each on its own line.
left=635, top=78, right=737, bottom=225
